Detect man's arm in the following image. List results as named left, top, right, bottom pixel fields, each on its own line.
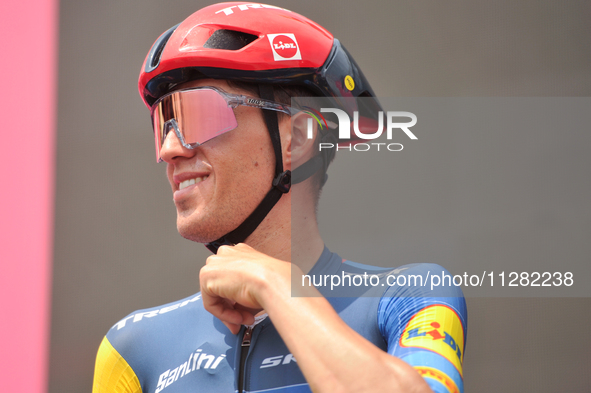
left=200, top=243, right=433, bottom=393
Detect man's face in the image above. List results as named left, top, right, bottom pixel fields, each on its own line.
left=158, top=79, right=277, bottom=243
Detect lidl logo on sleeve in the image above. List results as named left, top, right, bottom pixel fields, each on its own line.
left=400, top=305, right=465, bottom=375
left=414, top=366, right=460, bottom=393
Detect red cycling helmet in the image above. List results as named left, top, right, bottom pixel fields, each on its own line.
left=138, top=2, right=380, bottom=113
left=138, top=2, right=381, bottom=252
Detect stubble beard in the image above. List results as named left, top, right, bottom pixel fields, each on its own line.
left=175, top=193, right=259, bottom=244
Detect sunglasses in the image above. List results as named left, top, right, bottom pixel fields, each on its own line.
left=150, top=86, right=297, bottom=162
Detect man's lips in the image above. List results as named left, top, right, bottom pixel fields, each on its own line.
left=172, top=174, right=210, bottom=203
left=172, top=172, right=209, bottom=196
left=178, top=175, right=209, bottom=190
left=173, top=172, right=210, bottom=191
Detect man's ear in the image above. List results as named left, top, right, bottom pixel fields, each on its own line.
left=284, top=112, right=318, bottom=169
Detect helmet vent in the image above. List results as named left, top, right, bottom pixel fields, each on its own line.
left=145, top=23, right=180, bottom=73
left=203, top=29, right=258, bottom=50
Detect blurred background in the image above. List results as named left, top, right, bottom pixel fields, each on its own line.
left=45, top=0, right=591, bottom=392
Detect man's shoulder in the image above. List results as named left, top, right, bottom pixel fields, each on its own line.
left=107, top=292, right=205, bottom=335
left=340, top=258, right=454, bottom=288
left=337, top=257, right=465, bottom=303
left=103, top=291, right=225, bottom=360
left=341, top=259, right=440, bottom=275
left=97, top=293, right=236, bottom=390
left=314, top=248, right=459, bottom=297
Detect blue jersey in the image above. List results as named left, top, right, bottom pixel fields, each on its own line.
left=93, top=247, right=467, bottom=393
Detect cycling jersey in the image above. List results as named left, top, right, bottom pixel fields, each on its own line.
left=93, top=247, right=467, bottom=393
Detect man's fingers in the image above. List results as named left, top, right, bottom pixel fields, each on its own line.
left=220, top=308, right=257, bottom=334
left=235, top=308, right=256, bottom=326
left=222, top=321, right=242, bottom=335
left=203, top=296, right=243, bottom=325
left=202, top=294, right=260, bottom=334
left=234, top=304, right=259, bottom=325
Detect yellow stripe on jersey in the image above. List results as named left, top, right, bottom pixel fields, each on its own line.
left=93, top=336, right=142, bottom=393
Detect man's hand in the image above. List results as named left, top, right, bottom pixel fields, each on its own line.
left=200, top=243, right=291, bottom=334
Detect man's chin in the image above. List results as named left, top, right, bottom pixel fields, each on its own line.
left=175, top=210, right=249, bottom=244
left=176, top=221, right=228, bottom=244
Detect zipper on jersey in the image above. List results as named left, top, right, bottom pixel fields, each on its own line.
left=238, top=326, right=253, bottom=393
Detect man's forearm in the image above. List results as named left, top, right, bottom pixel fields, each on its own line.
left=259, top=267, right=432, bottom=393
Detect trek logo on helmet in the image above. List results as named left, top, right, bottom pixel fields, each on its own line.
left=214, top=3, right=288, bottom=16
left=267, top=34, right=302, bottom=61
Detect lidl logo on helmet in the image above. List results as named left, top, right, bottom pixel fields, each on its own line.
left=268, top=34, right=302, bottom=61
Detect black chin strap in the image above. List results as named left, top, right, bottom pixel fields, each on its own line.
left=206, top=84, right=291, bottom=254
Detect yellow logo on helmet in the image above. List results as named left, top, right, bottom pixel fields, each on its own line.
left=400, top=305, right=465, bottom=376
left=344, top=75, right=355, bottom=91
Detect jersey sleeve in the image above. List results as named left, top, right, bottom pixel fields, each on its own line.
left=92, top=336, right=143, bottom=393
left=377, top=264, right=467, bottom=393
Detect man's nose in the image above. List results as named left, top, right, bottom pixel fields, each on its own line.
left=159, top=126, right=196, bottom=163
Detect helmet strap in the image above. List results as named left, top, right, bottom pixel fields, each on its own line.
left=205, top=84, right=291, bottom=254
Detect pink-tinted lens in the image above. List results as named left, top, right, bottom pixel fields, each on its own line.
left=152, top=88, right=238, bottom=161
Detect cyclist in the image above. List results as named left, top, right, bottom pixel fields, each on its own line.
left=93, top=3, right=467, bottom=393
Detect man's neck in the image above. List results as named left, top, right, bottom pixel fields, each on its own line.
left=244, top=190, right=324, bottom=273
